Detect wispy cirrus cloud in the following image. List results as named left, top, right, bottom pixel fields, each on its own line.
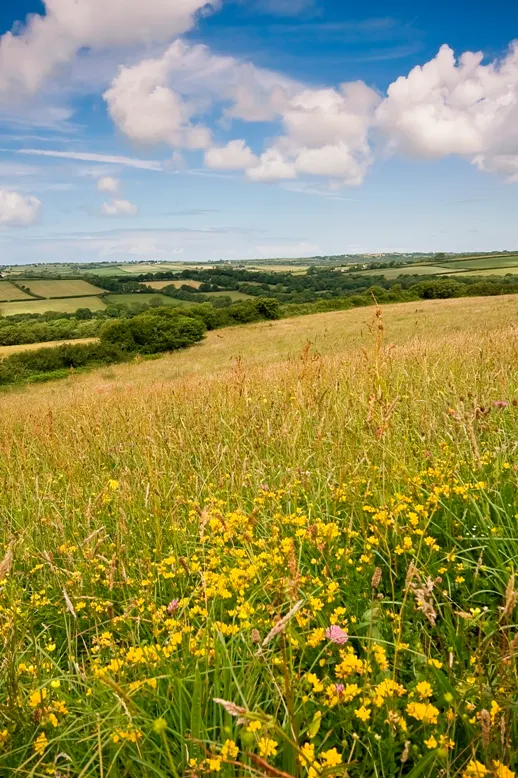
left=17, top=149, right=163, bottom=171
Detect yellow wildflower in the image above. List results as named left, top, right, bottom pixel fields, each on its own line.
left=220, top=740, right=239, bottom=759
left=258, top=738, right=278, bottom=758
left=34, top=732, right=48, bottom=755
left=406, top=702, right=439, bottom=724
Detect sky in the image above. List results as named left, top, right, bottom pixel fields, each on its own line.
left=0, top=0, right=518, bottom=264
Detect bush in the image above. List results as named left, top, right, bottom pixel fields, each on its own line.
left=101, top=312, right=206, bottom=355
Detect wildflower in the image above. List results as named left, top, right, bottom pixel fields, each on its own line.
left=306, top=673, right=324, bottom=693
left=220, top=739, right=239, bottom=759
left=321, top=748, right=342, bottom=767
left=258, top=737, right=278, bottom=758
left=424, top=736, right=437, bottom=749
left=415, top=681, right=433, bottom=699
left=108, top=479, right=119, bottom=491
left=462, top=760, right=488, bottom=777
left=167, top=599, right=179, bottom=614
left=355, top=705, right=371, bottom=722
left=207, top=756, right=222, bottom=772
left=325, top=624, right=348, bottom=645
left=490, top=700, right=501, bottom=723
left=29, top=689, right=47, bottom=708
left=427, top=658, right=443, bottom=669
left=493, top=762, right=515, bottom=778
left=308, top=627, right=326, bottom=647
left=406, top=702, right=439, bottom=724
left=34, top=732, right=48, bottom=755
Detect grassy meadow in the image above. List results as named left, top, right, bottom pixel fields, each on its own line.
left=351, top=265, right=448, bottom=279
left=1, top=296, right=518, bottom=777
left=20, top=280, right=107, bottom=299
left=0, top=297, right=108, bottom=317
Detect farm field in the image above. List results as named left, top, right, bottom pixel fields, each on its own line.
left=446, top=268, right=518, bottom=277
left=143, top=279, right=203, bottom=290
left=108, top=293, right=187, bottom=307
left=437, top=254, right=518, bottom=270
left=0, top=337, right=98, bottom=358
left=0, top=296, right=107, bottom=316
left=1, top=295, right=518, bottom=777
left=247, top=263, right=310, bottom=272
left=353, top=264, right=447, bottom=278
left=0, top=281, right=33, bottom=301
left=119, top=263, right=212, bottom=274
left=20, top=279, right=107, bottom=298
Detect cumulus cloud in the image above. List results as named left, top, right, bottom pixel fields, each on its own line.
left=103, top=40, right=299, bottom=151
left=103, top=39, right=381, bottom=186
left=205, top=140, right=257, bottom=170
left=0, top=0, right=216, bottom=97
left=101, top=199, right=138, bottom=216
left=104, top=46, right=212, bottom=150
left=376, top=42, right=518, bottom=177
left=0, top=189, right=41, bottom=226
left=96, top=175, right=119, bottom=193
left=246, top=149, right=296, bottom=181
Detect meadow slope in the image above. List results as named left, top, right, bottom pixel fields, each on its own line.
left=1, top=295, right=518, bottom=777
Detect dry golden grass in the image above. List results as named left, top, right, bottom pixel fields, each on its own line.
left=4, top=293, right=517, bottom=413
left=0, top=337, right=97, bottom=358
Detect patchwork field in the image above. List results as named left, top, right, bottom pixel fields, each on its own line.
left=20, top=279, right=107, bottom=298
left=0, top=296, right=107, bottom=316
left=0, top=281, right=33, bottom=301
left=1, top=294, right=518, bottom=777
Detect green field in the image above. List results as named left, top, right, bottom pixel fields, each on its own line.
left=0, top=281, right=33, bottom=301
left=20, top=279, right=107, bottom=299
left=1, top=295, right=518, bottom=776
left=0, top=296, right=107, bottom=316
left=437, top=254, right=518, bottom=271
left=353, top=264, right=447, bottom=279
left=108, top=293, right=187, bottom=307
left=446, top=268, right=518, bottom=277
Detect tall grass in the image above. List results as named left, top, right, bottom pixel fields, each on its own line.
left=0, top=303, right=517, bottom=777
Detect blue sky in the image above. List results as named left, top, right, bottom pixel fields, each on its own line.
left=0, top=0, right=517, bottom=264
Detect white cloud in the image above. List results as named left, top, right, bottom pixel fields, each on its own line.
left=376, top=42, right=518, bottom=177
left=101, top=199, right=138, bottom=216
left=103, top=39, right=300, bottom=149
left=205, top=140, right=257, bottom=170
left=0, top=189, right=41, bottom=226
left=246, top=149, right=296, bottom=181
left=294, top=143, right=367, bottom=185
left=0, top=0, right=217, bottom=97
left=96, top=175, right=120, bottom=193
left=18, top=148, right=162, bottom=170
left=104, top=45, right=212, bottom=150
